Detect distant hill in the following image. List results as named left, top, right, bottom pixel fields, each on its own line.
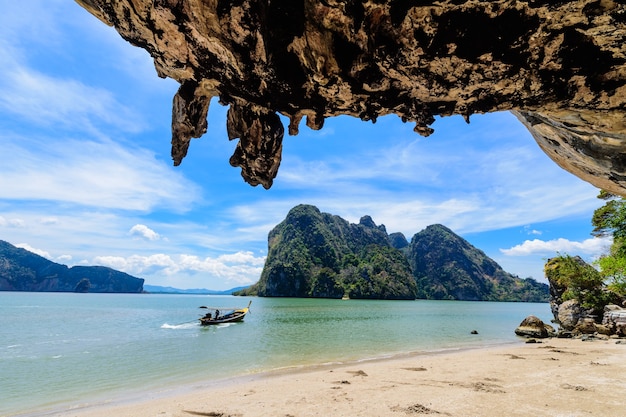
left=239, top=204, right=548, bottom=302
left=143, top=285, right=248, bottom=295
left=0, top=240, right=144, bottom=293
left=408, top=224, right=549, bottom=301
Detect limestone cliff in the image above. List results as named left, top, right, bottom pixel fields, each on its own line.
left=248, top=204, right=417, bottom=299
left=241, top=205, right=548, bottom=301
left=75, top=1, right=626, bottom=193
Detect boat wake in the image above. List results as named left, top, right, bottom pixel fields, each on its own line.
left=161, top=322, right=198, bottom=330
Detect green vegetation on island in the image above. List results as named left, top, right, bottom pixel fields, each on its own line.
left=410, top=224, right=549, bottom=301
left=237, top=204, right=548, bottom=301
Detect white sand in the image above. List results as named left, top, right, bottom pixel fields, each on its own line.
left=42, top=338, right=626, bottom=417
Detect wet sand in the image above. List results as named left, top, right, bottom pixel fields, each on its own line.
left=40, top=338, right=626, bottom=417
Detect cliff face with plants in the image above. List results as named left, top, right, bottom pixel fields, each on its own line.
left=0, top=240, right=144, bottom=293
left=248, top=204, right=417, bottom=299
left=76, top=1, right=626, bottom=196
left=409, top=224, right=549, bottom=301
left=242, top=205, right=548, bottom=301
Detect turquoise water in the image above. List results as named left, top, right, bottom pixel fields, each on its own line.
left=0, top=293, right=552, bottom=416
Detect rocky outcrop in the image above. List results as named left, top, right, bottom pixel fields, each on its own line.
left=515, top=315, right=556, bottom=339
left=75, top=1, right=626, bottom=194
left=544, top=255, right=607, bottom=326
left=603, top=304, right=626, bottom=336
left=557, top=299, right=585, bottom=331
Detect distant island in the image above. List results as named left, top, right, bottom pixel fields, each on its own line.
left=143, top=285, right=248, bottom=295
left=237, top=204, right=548, bottom=301
left=0, top=240, right=144, bottom=293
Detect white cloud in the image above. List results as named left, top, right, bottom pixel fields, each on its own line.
left=94, top=251, right=266, bottom=287
left=275, top=112, right=602, bottom=237
left=0, top=135, right=201, bottom=212
left=0, top=216, right=25, bottom=228
left=129, top=224, right=161, bottom=241
left=14, top=243, right=52, bottom=259
left=56, top=254, right=73, bottom=263
left=500, top=237, right=611, bottom=257
left=0, top=43, right=144, bottom=135
left=523, top=225, right=542, bottom=235
left=39, top=217, right=59, bottom=225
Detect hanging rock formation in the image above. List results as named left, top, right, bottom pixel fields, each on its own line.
left=75, top=0, right=626, bottom=192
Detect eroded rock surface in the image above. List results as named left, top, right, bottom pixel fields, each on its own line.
left=75, top=0, right=626, bottom=191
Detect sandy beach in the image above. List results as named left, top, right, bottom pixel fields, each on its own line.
left=38, top=337, right=625, bottom=417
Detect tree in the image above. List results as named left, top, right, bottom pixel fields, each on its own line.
left=592, top=190, right=626, bottom=299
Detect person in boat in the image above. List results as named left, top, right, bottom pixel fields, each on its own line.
left=214, top=309, right=220, bottom=320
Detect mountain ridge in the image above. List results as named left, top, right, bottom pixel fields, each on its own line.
left=0, top=240, right=144, bottom=293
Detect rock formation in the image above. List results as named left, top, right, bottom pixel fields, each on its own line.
left=75, top=1, right=626, bottom=193
left=247, top=204, right=418, bottom=299
left=240, top=204, right=548, bottom=301
left=603, top=304, right=626, bottom=335
left=515, top=315, right=556, bottom=338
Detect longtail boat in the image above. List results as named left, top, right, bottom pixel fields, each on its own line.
left=199, top=301, right=251, bottom=326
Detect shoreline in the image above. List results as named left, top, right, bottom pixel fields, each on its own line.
left=16, top=338, right=626, bottom=417
left=13, top=342, right=516, bottom=417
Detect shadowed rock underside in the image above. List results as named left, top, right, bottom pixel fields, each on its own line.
left=76, top=0, right=626, bottom=192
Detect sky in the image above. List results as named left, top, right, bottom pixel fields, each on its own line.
left=0, top=1, right=612, bottom=290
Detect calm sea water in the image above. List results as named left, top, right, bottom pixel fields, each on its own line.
left=0, top=292, right=552, bottom=416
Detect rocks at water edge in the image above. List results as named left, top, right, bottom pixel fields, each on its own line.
left=603, top=305, right=626, bottom=336
left=515, top=316, right=556, bottom=339
left=557, top=299, right=585, bottom=332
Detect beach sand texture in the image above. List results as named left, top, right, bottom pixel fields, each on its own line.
left=54, top=338, right=625, bottom=417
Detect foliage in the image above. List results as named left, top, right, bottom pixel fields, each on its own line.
left=544, top=254, right=609, bottom=315
left=591, top=190, right=626, bottom=300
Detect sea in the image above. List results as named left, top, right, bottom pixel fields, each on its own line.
left=0, top=292, right=553, bottom=416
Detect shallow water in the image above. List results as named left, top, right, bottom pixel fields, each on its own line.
left=0, top=292, right=551, bottom=416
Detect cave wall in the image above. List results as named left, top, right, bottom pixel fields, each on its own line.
left=75, top=0, right=626, bottom=193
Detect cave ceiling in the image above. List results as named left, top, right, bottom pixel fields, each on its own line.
left=75, top=0, right=626, bottom=194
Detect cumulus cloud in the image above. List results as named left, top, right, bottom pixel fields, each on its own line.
left=500, top=237, right=611, bottom=257
left=129, top=224, right=161, bottom=241
left=93, top=251, right=266, bottom=286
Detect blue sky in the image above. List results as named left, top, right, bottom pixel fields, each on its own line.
left=0, top=1, right=611, bottom=290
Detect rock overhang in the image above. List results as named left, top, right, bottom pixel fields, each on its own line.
left=75, top=0, right=626, bottom=193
